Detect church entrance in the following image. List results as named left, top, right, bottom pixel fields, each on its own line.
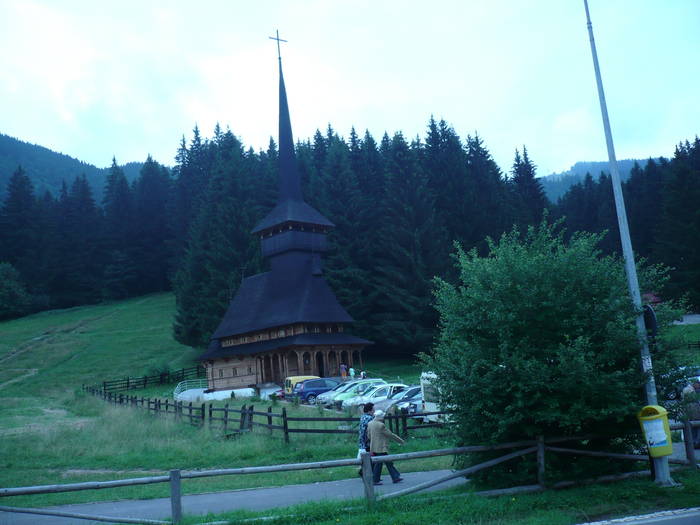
left=315, top=352, right=325, bottom=377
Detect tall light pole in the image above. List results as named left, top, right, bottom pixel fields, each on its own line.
left=583, top=0, right=673, bottom=485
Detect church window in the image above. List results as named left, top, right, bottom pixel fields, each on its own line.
left=232, top=368, right=238, bottom=376
left=218, top=369, right=224, bottom=378
left=325, top=325, right=332, bottom=333
left=313, top=325, right=320, bottom=333
left=248, top=366, right=253, bottom=375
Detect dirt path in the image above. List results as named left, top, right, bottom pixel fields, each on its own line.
left=0, top=297, right=153, bottom=367
left=0, top=369, right=37, bottom=391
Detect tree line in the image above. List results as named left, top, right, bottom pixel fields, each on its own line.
left=0, top=121, right=698, bottom=355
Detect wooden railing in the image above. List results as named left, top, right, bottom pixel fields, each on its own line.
left=83, top=386, right=447, bottom=441
left=92, top=366, right=206, bottom=393
left=3, top=430, right=698, bottom=524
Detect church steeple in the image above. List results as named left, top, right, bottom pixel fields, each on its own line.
left=277, top=59, right=303, bottom=202
left=252, top=32, right=333, bottom=235
left=199, top=33, right=372, bottom=382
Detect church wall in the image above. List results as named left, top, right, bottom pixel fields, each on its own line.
left=207, top=356, right=257, bottom=390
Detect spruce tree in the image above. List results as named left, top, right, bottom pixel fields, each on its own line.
left=511, top=147, right=548, bottom=227
left=655, top=139, right=700, bottom=306
left=0, top=166, right=36, bottom=272
left=131, top=156, right=172, bottom=294
left=372, top=132, right=444, bottom=354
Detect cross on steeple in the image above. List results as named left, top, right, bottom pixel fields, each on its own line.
left=268, top=30, right=287, bottom=60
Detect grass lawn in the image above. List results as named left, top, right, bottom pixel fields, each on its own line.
left=177, top=468, right=700, bottom=524
left=0, top=293, right=439, bottom=508
left=3, top=293, right=700, bottom=523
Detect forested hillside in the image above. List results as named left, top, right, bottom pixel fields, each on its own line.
left=539, top=159, right=640, bottom=202
left=0, top=133, right=143, bottom=202
left=1, top=122, right=698, bottom=356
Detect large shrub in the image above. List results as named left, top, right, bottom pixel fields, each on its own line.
left=0, top=262, right=31, bottom=320
left=423, top=221, right=683, bottom=484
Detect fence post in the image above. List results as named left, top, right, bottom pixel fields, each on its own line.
left=200, top=403, right=205, bottom=426
left=223, top=403, right=229, bottom=432
left=248, top=405, right=254, bottom=430
left=144, top=375, right=148, bottom=388
left=401, top=408, right=408, bottom=437
left=282, top=407, right=289, bottom=443
left=209, top=404, right=213, bottom=427
left=267, top=406, right=273, bottom=434
left=683, top=420, right=697, bottom=466
left=360, top=452, right=375, bottom=505
left=239, top=404, right=247, bottom=430
left=126, top=377, right=130, bottom=390
left=188, top=402, right=193, bottom=424
left=169, top=469, right=182, bottom=524
left=537, top=435, right=546, bottom=487
left=165, top=399, right=170, bottom=414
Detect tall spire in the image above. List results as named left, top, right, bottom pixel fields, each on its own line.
left=269, top=30, right=301, bottom=202
left=252, top=32, right=333, bottom=234
left=277, top=59, right=303, bottom=201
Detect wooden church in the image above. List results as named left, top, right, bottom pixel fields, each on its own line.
left=198, top=47, right=372, bottom=391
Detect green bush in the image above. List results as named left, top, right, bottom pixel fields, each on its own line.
left=423, top=221, right=684, bottom=486
left=0, top=262, right=31, bottom=320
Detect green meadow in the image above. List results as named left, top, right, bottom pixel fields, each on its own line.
left=0, top=293, right=443, bottom=509
left=2, top=293, right=700, bottom=523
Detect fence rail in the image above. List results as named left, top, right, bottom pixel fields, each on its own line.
left=4, top=430, right=699, bottom=524
left=82, top=386, right=447, bottom=442
left=92, top=366, right=206, bottom=393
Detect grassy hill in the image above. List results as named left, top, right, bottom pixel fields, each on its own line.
left=0, top=292, right=433, bottom=508
left=2, top=294, right=700, bottom=522
left=0, top=293, right=199, bottom=433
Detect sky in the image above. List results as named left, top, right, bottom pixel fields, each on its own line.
left=1, top=0, right=698, bottom=176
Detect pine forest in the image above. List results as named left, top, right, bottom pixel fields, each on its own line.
left=1, top=120, right=698, bottom=356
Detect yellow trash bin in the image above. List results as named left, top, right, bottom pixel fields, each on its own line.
left=637, top=405, right=673, bottom=457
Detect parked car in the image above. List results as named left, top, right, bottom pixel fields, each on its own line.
left=284, top=375, right=320, bottom=396
left=314, top=380, right=359, bottom=406
left=373, top=385, right=422, bottom=413
left=398, top=390, right=424, bottom=415
left=333, top=379, right=387, bottom=410
left=291, top=378, right=340, bottom=404
left=662, top=366, right=700, bottom=401
left=342, top=383, right=408, bottom=411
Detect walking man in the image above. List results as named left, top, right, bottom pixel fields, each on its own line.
left=367, top=409, right=404, bottom=485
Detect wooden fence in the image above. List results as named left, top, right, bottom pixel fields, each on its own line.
left=3, top=429, right=700, bottom=525
left=82, top=385, right=447, bottom=442
left=93, top=365, right=206, bottom=393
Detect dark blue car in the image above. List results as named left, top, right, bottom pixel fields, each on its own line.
left=292, top=378, right=340, bottom=403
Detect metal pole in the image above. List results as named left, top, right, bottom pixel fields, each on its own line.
left=583, top=0, right=673, bottom=486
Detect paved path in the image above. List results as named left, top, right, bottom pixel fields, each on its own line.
left=0, top=469, right=467, bottom=525
left=582, top=507, right=700, bottom=524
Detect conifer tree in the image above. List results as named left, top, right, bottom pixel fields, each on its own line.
left=372, top=133, right=444, bottom=354
left=131, top=156, right=172, bottom=293
left=510, top=147, right=548, bottom=227
left=655, top=139, right=700, bottom=306
left=0, top=166, right=36, bottom=271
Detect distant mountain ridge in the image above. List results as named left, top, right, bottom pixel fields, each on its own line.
left=0, top=133, right=144, bottom=203
left=539, top=159, right=649, bottom=202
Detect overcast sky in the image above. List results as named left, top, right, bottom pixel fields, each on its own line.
left=1, top=0, right=698, bottom=176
